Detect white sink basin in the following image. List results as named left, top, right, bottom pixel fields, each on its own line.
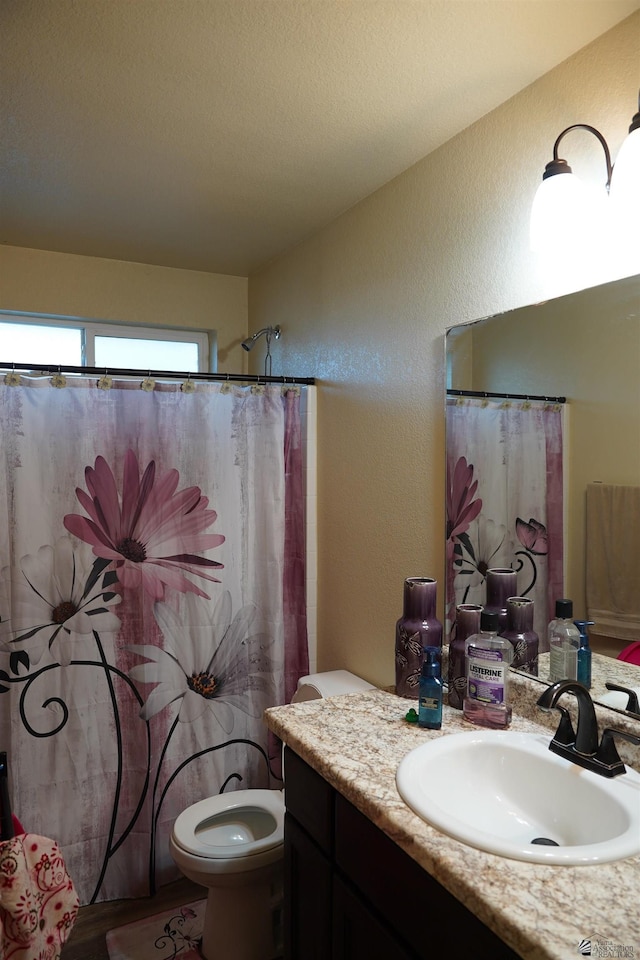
left=396, top=730, right=640, bottom=865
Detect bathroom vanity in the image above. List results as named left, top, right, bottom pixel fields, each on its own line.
left=265, top=679, right=640, bottom=960
left=283, top=746, right=518, bottom=959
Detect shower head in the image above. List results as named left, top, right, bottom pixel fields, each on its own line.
left=241, top=325, right=281, bottom=352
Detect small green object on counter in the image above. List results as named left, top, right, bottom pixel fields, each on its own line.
left=405, top=708, right=419, bottom=723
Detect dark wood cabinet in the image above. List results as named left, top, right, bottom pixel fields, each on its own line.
left=332, top=874, right=415, bottom=960
left=283, top=747, right=521, bottom=960
left=283, top=812, right=333, bottom=960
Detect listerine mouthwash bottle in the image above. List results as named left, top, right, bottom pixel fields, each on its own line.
left=463, top=611, right=513, bottom=729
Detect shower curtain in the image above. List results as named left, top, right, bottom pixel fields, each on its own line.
left=0, top=375, right=309, bottom=904
left=446, top=396, right=564, bottom=646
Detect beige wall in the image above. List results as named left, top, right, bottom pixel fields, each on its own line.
left=249, top=13, right=640, bottom=688
left=0, top=245, right=248, bottom=373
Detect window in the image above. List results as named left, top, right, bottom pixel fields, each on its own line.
left=0, top=314, right=213, bottom=373
left=0, top=320, right=83, bottom=366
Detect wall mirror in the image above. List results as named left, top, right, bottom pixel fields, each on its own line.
left=445, top=273, right=640, bottom=715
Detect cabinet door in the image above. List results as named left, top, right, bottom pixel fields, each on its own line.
left=335, top=794, right=521, bottom=960
left=283, top=747, right=334, bottom=854
left=284, top=812, right=332, bottom=960
left=333, top=875, right=416, bottom=960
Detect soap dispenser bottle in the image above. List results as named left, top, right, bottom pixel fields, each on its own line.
left=418, top=647, right=443, bottom=730
left=463, top=611, right=513, bottom=729
left=575, top=620, right=595, bottom=689
left=548, top=599, right=580, bottom=683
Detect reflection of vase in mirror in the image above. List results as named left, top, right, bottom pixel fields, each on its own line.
left=485, top=568, right=517, bottom=633
left=502, top=596, right=539, bottom=676
left=395, top=578, right=442, bottom=699
left=448, top=603, right=483, bottom=709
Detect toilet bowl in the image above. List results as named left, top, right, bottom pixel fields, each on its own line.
left=170, top=789, right=285, bottom=960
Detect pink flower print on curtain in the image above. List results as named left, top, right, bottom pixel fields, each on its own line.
left=445, top=456, right=483, bottom=626
left=446, top=456, right=483, bottom=561
left=63, top=450, right=225, bottom=600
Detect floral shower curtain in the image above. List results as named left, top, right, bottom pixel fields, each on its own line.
left=0, top=375, right=308, bottom=904
left=445, top=396, right=564, bottom=645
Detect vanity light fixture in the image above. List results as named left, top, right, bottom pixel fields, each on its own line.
left=530, top=91, right=639, bottom=257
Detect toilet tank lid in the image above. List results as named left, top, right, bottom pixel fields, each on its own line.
left=291, top=669, right=375, bottom=703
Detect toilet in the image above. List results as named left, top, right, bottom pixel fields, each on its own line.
left=169, top=671, right=375, bottom=960
left=169, top=789, right=285, bottom=960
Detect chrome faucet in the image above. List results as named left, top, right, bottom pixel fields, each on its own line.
left=536, top=680, right=640, bottom=778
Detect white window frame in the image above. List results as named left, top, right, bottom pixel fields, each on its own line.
left=0, top=312, right=214, bottom=373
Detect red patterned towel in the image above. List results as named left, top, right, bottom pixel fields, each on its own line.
left=0, top=834, right=79, bottom=960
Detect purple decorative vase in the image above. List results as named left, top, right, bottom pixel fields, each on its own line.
left=485, top=568, right=517, bottom=633
left=448, top=603, right=483, bottom=710
left=395, top=578, right=442, bottom=700
left=501, top=596, right=539, bottom=676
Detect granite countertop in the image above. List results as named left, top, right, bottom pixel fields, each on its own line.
left=265, top=674, right=640, bottom=960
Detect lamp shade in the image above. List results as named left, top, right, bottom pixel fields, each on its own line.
left=530, top=172, right=608, bottom=254
left=609, top=126, right=640, bottom=260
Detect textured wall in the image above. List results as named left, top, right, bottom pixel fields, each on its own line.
left=248, top=14, right=640, bottom=687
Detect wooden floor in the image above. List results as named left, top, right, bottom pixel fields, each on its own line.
left=61, top=877, right=204, bottom=960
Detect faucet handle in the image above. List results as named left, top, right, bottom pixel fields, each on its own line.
left=597, top=728, right=640, bottom=778
left=605, top=683, right=640, bottom=716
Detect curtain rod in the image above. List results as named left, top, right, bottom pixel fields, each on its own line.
left=0, top=361, right=315, bottom=386
left=447, top=389, right=566, bottom=403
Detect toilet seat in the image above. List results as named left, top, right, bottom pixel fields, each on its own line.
left=172, top=789, right=284, bottom=861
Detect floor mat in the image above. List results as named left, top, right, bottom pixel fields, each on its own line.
left=106, top=898, right=206, bottom=960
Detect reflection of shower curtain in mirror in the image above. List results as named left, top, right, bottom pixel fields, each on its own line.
left=446, top=397, right=564, bottom=645
left=0, top=378, right=308, bottom=904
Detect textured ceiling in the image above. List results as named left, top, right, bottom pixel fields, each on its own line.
left=2, top=0, right=638, bottom=276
